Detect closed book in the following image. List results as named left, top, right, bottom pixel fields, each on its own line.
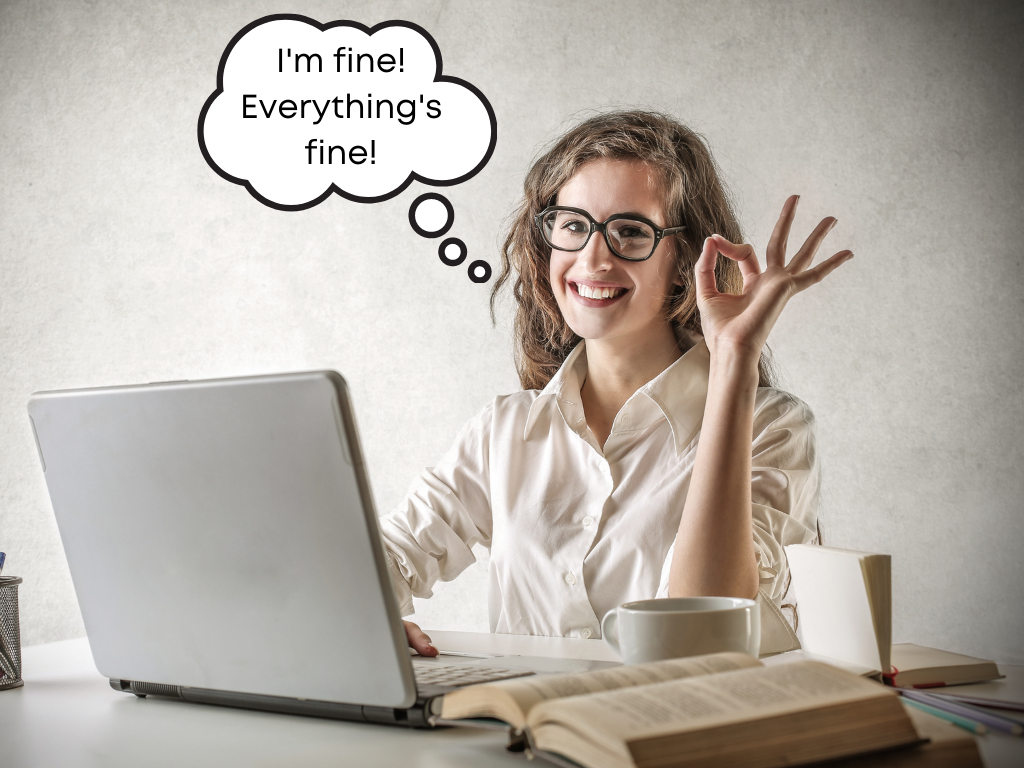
left=886, top=643, right=1003, bottom=688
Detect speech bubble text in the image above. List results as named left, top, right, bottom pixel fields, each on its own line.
left=199, top=16, right=496, bottom=210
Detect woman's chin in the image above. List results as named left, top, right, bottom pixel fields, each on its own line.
left=565, top=320, right=630, bottom=344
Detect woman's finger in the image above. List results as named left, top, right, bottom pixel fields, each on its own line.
left=404, top=620, right=438, bottom=657
left=694, top=236, right=722, bottom=300
left=792, top=250, right=854, bottom=291
left=710, top=235, right=761, bottom=283
left=788, top=217, right=837, bottom=273
left=766, top=195, right=799, bottom=268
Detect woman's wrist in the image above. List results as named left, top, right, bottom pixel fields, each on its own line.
left=707, top=343, right=761, bottom=390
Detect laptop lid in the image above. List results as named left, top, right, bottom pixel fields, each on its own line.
left=28, top=371, right=417, bottom=709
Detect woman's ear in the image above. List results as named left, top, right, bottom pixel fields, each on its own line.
left=671, top=242, right=691, bottom=289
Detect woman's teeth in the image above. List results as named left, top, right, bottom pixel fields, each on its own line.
left=576, top=284, right=625, bottom=300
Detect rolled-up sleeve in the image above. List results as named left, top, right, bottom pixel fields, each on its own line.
left=749, top=389, right=820, bottom=602
left=744, top=390, right=819, bottom=654
left=379, top=402, right=494, bottom=617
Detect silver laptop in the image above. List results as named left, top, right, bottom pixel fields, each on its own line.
left=28, top=371, right=609, bottom=727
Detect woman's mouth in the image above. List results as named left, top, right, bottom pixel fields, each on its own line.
left=569, top=281, right=628, bottom=306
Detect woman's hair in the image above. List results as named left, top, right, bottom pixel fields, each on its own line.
left=491, top=109, right=775, bottom=390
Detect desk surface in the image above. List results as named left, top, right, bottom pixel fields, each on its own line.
left=4, top=636, right=1023, bottom=768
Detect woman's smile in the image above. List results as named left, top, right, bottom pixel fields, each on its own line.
left=568, top=279, right=630, bottom=305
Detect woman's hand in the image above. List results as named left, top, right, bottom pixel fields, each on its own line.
left=403, top=620, right=438, bottom=656
left=695, top=195, right=853, bottom=361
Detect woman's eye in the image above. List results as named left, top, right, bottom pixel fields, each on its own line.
left=617, top=225, right=651, bottom=240
left=560, top=218, right=589, bottom=234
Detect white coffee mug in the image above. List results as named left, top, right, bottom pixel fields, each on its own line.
left=601, top=597, right=760, bottom=664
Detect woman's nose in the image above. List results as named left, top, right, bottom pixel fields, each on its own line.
left=579, top=230, right=615, bottom=273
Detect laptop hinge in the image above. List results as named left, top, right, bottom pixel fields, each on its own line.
left=110, top=679, right=183, bottom=699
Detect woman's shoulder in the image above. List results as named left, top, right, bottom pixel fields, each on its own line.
left=753, top=386, right=816, bottom=428
left=488, top=388, right=546, bottom=426
left=456, top=389, right=543, bottom=436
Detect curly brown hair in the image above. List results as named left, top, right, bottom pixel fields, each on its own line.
left=491, top=110, right=775, bottom=390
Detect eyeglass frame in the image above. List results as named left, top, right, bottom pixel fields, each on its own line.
left=534, top=205, right=687, bottom=262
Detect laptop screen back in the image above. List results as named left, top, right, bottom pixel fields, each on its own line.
left=29, top=371, right=416, bottom=708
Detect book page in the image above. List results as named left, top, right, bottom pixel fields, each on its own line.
left=861, top=554, right=891, bottom=672
left=786, top=544, right=884, bottom=671
left=528, top=660, right=895, bottom=743
left=440, top=651, right=760, bottom=723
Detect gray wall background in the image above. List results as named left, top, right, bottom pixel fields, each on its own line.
left=2, top=1, right=1022, bottom=663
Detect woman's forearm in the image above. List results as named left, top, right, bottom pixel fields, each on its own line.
left=668, top=347, right=761, bottom=599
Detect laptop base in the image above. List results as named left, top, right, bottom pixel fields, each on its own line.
left=110, top=678, right=435, bottom=727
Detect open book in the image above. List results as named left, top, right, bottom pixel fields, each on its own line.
left=785, top=545, right=1002, bottom=687
left=786, top=544, right=892, bottom=673
left=439, top=652, right=922, bottom=768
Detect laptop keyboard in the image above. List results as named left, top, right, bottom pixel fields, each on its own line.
left=412, top=660, right=535, bottom=689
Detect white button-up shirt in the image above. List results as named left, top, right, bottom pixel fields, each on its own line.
left=381, top=337, right=819, bottom=654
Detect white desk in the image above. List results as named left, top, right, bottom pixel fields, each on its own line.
left=2, top=634, right=609, bottom=768
left=4, top=636, right=1023, bottom=767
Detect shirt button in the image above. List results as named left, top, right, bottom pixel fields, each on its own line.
left=582, top=516, right=594, bottom=528
left=620, top=414, right=631, bottom=425
left=581, top=628, right=593, bottom=639
left=564, top=572, right=576, bottom=587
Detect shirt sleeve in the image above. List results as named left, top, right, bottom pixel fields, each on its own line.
left=748, top=389, right=820, bottom=654
left=749, top=389, right=820, bottom=603
left=379, top=401, right=494, bottom=617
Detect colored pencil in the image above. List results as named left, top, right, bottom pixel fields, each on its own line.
left=928, top=690, right=1024, bottom=712
left=901, top=695, right=988, bottom=734
left=902, top=689, right=1023, bottom=736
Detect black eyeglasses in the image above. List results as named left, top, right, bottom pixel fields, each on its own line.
left=534, top=206, right=686, bottom=262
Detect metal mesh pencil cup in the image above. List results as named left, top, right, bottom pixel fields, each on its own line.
left=0, top=576, right=23, bottom=690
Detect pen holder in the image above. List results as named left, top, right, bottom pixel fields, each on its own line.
left=0, top=576, right=23, bottom=690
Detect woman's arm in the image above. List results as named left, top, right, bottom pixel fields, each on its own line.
left=381, top=401, right=496, bottom=653
left=669, top=348, right=761, bottom=597
left=668, top=196, right=851, bottom=599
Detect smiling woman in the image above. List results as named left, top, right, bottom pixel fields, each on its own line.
left=380, top=111, right=852, bottom=657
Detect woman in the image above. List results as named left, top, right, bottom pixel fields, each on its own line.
left=381, top=111, right=852, bottom=657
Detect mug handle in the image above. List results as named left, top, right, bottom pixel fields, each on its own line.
left=601, top=610, right=620, bottom=656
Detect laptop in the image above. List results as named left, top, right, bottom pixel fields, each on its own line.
left=28, top=371, right=613, bottom=727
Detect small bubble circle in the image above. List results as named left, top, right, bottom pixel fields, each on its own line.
left=408, top=193, right=454, bottom=238
left=438, top=237, right=467, bottom=266
left=468, top=260, right=492, bottom=284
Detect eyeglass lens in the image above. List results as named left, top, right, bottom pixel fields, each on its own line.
left=540, top=210, right=656, bottom=260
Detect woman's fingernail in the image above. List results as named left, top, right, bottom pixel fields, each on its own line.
left=427, top=642, right=437, bottom=650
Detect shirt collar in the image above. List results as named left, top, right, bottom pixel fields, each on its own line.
left=523, top=332, right=710, bottom=455
left=523, top=342, right=589, bottom=442
left=638, top=333, right=709, bottom=454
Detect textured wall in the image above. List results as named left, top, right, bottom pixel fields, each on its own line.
left=2, top=1, right=1021, bottom=663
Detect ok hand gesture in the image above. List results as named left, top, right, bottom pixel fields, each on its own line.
left=694, top=195, right=853, bottom=360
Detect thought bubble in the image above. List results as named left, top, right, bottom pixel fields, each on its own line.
left=198, top=15, right=496, bottom=210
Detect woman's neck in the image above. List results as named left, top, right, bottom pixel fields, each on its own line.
left=579, top=322, right=684, bottom=448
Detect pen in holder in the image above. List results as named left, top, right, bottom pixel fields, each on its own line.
left=0, top=575, right=23, bottom=690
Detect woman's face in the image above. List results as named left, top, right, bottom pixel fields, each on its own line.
left=548, top=158, right=680, bottom=346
